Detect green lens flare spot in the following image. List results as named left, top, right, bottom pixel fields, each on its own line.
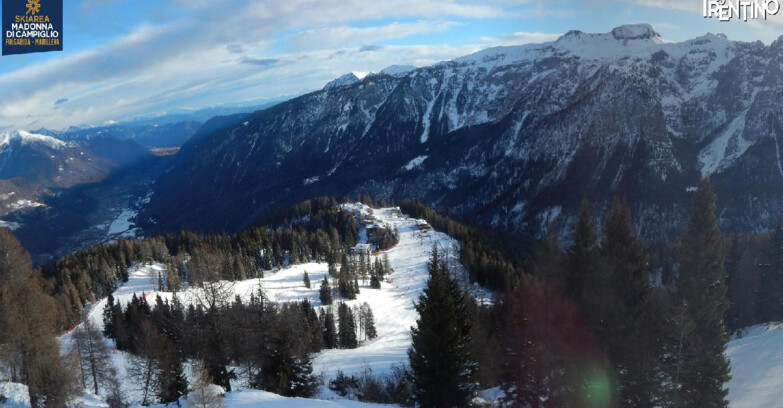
left=584, top=371, right=612, bottom=407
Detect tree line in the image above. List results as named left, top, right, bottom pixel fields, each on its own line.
left=399, top=179, right=733, bottom=408
left=41, top=197, right=398, bottom=327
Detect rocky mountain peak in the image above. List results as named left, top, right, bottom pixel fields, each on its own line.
left=610, top=23, right=660, bottom=40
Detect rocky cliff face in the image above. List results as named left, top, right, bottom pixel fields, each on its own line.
left=141, top=24, right=783, bottom=241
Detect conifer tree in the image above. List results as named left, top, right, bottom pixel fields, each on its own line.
left=337, top=302, right=358, bottom=349
left=408, top=245, right=477, bottom=407
left=757, top=220, right=783, bottom=322
left=321, top=308, right=337, bottom=349
left=724, top=234, right=743, bottom=332
left=532, top=221, right=566, bottom=291
left=338, top=255, right=357, bottom=299
left=303, top=271, right=311, bottom=289
left=319, top=277, right=333, bottom=306
left=567, top=199, right=598, bottom=303
left=157, top=337, right=188, bottom=404
left=103, top=294, right=117, bottom=339
left=361, top=303, right=378, bottom=340
left=259, top=311, right=318, bottom=397
left=668, top=178, right=731, bottom=408
left=370, top=273, right=381, bottom=289
left=601, top=198, right=664, bottom=408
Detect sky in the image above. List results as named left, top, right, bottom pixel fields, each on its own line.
left=0, top=0, right=782, bottom=131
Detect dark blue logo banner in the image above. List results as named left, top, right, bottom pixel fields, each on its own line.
left=3, top=0, right=63, bottom=55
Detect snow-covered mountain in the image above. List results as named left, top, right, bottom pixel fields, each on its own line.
left=142, top=24, right=783, bottom=241
left=324, top=72, right=369, bottom=90
left=0, top=130, right=151, bottom=218
left=379, top=65, right=416, bottom=77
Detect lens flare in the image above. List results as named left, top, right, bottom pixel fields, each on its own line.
left=583, top=369, right=612, bottom=407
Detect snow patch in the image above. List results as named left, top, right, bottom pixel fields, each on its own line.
left=402, top=155, right=428, bottom=171
left=107, top=208, right=138, bottom=238
left=0, top=219, right=21, bottom=230
left=380, top=65, right=416, bottom=77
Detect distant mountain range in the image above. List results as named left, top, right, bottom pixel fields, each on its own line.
left=0, top=130, right=151, bottom=218
left=0, top=103, right=278, bottom=262
left=138, top=24, right=783, bottom=242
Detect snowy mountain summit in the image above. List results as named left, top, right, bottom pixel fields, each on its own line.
left=0, top=130, right=68, bottom=150
left=611, top=23, right=661, bottom=40
left=145, top=23, right=783, bottom=242
left=324, top=72, right=370, bottom=90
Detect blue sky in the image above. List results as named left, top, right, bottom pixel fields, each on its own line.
left=0, top=0, right=781, bottom=131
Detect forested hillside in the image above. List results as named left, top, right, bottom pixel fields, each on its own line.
left=0, top=187, right=778, bottom=407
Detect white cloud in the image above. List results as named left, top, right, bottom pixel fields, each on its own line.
left=481, top=31, right=562, bottom=46
left=0, top=0, right=564, bottom=130
left=288, top=20, right=460, bottom=52
left=620, top=0, right=701, bottom=12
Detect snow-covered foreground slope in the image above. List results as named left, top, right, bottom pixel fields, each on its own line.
left=55, top=204, right=468, bottom=407
left=313, top=207, right=462, bottom=379
left=726, top=323, right=783, bottom=408
left=223, top=389, right=396, bottom=408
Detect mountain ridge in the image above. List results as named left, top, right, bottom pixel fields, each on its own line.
left=130, top=23, right=783, bottom=241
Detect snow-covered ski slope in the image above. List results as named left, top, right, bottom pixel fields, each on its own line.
left=313, top=205, right=464, bottom=378
left=726, top=323, right=783, bottom=408
left=54, top=204, right=468, bottom=407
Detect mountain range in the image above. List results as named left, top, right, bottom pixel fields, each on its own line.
left=137, top=24, right=783, bottom=243
left=6, top=23, right=783, bottom=261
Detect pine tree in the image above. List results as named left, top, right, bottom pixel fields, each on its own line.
left=601, top=198, right=664, bottom=408
left=103, top=294, right=117, bottom=339
left=370, top=272, right=381, bottom=289
left=319, top=277, right=333, bottom=306
left=321, top=308, right=337, bottom=349
left=259, top=312, right=318, bottom=397
left=362, top=303, right=377, bottom=340
left=337, top=302, right=358, bottom=349
left=157, top=337, right=188, bottom=404
left=725, top=234, right=742, bottom=332
left=408, top=245, right=477, bottom=407
left=532, top=221, right=566, bottom=291
left=757, top=220, right=783, bottom=322
left=303, top=271, right=311, bottom=289
left=567, top=199, right=598, bottom=303
left=338, top=255, right=357, bottom=299
left=668, top=178, right=731, bottom=408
